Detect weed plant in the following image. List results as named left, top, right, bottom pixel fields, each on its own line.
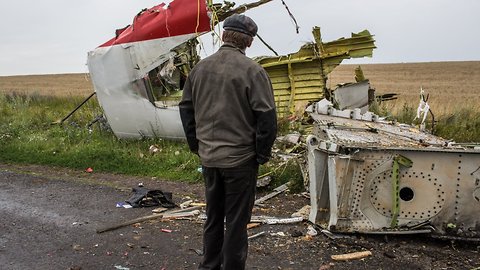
left=373, top=100, right=480, bottom=142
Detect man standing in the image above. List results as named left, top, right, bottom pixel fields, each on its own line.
left=179, top=14, right=277, bottom=270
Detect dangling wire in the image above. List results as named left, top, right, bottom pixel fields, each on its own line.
left=205, top=2, right=223, bottom=54
left=256, top=33, right=279, bottom=56
left=210, top=6, right=222, bottom=40
left=281, top=0, right=299, bottom=34
left=195, top=0, right=201, bottom=35
left=165, top=5, right=171, bottom=36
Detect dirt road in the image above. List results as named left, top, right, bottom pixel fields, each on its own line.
left=0, top=163, right=479, bottom=270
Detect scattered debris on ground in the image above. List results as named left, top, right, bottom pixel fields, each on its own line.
left=2, top=163, right=480, bottom=269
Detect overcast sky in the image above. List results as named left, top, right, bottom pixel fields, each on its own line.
left=0, top=0, right=478, bottom=76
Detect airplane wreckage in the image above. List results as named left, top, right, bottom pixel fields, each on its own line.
left=86, top=0, right=480, bottom=240
left=87, top=0, right=376, bottom=139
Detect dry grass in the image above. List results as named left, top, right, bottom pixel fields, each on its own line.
left=328, top=61, right=480, bottom=117
left=0, top=73, right=93, bottom=97
left=1, top=61, right=479, bottom=117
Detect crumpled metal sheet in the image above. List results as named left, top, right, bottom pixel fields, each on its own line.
left=310, top=111, right=448, bottom=149
left=333, top=80, right=370, bottom=113
left=256, top=28, right=376, bottom=117
left=87, top=0, right=211, bottom=139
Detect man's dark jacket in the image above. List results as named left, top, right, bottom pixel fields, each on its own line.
left=179, top=44, right=277, bottom=167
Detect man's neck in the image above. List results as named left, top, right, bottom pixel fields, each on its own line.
left=222, top=42, right=246, bottom=55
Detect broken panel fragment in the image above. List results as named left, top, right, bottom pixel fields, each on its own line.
left=307, top=102, right=480, bottom=240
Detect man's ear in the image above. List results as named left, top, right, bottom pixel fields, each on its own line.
left=247, top=37, right=253, bottom=48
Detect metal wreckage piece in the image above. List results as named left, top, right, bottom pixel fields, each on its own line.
left=87, top=0, right=274, bottom=139
left=87, top=0, right=375, bottom=139
left=306, top=99, right=480, bottom=240
left=256, top=27, right=376, bottom=117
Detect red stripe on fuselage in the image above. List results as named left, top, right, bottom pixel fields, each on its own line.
left=99, top=0, right=210, bottom=47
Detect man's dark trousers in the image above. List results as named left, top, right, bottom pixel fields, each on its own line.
left=199, top=158, right=258, bottom=270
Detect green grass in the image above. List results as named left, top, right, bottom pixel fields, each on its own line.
left=3, top=92, right=476, bottom=190
left=433, top=107, right=480, bottom=142
left=0, top=93, right=301, bottom=187
left=0, top=93, right=202, bottom=181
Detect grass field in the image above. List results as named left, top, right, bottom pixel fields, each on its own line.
left=0, top=73, right=94, bottom=97
left=329, top=61, right=480, bottom=116
left=1, top=61, right=478, bottom=117
left=0, top=61, right=478, bottom=182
